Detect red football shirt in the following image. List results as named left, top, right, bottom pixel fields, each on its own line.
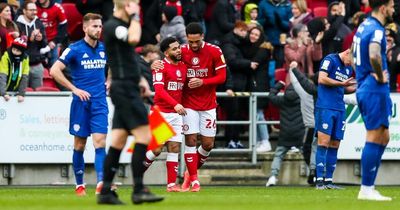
left=153, top=58, right=187, bottom=113
left=181, top=42, right=227, bottom=110
left=37, top=3, right=67, bottom=42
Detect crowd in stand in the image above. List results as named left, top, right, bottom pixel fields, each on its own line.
left=1, top=0, right=400, bottom=158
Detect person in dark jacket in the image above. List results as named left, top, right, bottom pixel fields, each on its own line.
left=242, top=25, right=273, bottom=152
left=265, top=81, right=305, bottom=186
left=182, top=0, right=207, bottom=26
left=258, top=0, right=292, bottom=68
left=322, top=1, right=351, bottom=56
left=206, top=0, right=236, bottom=46
left=220, top=21, right=252, bottom=148
left=137, top=44, right=161, bottom=92
left=386, top=23, right=400, bottom=92
left=75, top=0, right=113, bottom=21
left=16, top=1, right=48, bottom=89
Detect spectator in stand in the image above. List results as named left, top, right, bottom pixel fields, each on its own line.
left=181, top=0, right=206, bottom=27
left=0, top=3, right=19, bottom=55
left=137, top=44, right=161, bottom=91
left=394, top=0, right=400, bottom=25
left=360, top=0, right=372, bottom=13
left=284, top=23, right=323, bottom=77
left=258, top=0, right=292, bottom=68
left=342, top=11, right=367, bottom=50
left=241, top=1, right=260, bottom=28
left=16, top=1, right=49, bottom=89
left=75, top=0, right=114, bottom=21
left=289, top=0, right=313, bottom=30
left=322, top=1, right=351, bottom=56
left=206, top=0, right=236, bottom=46
left=265, top=79, right=304, bottom=187
left=386, top=23, right=400, bottom=92
left=7, top=0, right=20, bottom=20
left=141, top=0, right=183, bottom=45
left=159, top=6, right=187, bottom=44
left=336, top=0, right=361, bottom=25
left=307, top=17, right=329, bottom=74
left=0, top=37, right=29, bottom=103
left=220, top=21, right=250, bottom=148
left=242, top=25, right=273, bottom=152
left=36, top=0, right=67, bottom=67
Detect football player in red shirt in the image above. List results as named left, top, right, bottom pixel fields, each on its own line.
left=152, top=22, right=226, bottom=192
left=144, top=37, right=187, bottom=192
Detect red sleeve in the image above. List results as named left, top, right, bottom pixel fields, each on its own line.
left=203, top=47, right=226, bottom=85
left=154, top=84, right=179, bottom=107
left=152, top=69, right=179, bottom=107
left=202, top=68, right=226, bottom=85
left=56, top=3, right=67, bottom=24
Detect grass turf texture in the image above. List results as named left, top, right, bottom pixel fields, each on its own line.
left=0, top=186, right=399, bottom=210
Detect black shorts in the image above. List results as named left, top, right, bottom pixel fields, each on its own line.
left=110, top=80, right=148, bottom=131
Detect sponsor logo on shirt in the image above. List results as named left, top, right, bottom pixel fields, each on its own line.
left=81, top=59, right=107, bottom=70
left=187, top=69, right=195, bottom=77
left=167, top=82, right=184, bottom=90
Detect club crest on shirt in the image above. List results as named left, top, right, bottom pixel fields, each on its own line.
left=155, top=73, right=163, bottom=81
left=176, top=70, right=181, bottom=77
left=41, top=12, right=48, bottom=19
left=99, top=51, right=105, bottom=58
left=191, top=57, right=199, bottom=65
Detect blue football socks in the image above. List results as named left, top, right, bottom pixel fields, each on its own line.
left=325, top=147, right=338, bottom=180
left=73, top=149, right=85, bottom=185
left=316, top=145, right=328, bottom=180
left=361, top=142, right=381, bottom=186
left=95, top=148, right=106, bottom=183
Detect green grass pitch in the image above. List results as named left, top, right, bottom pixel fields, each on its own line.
left=0, top=186, right=399, bottom=210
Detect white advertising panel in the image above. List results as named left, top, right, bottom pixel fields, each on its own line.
left=338, top=94, right=400, bottom=159
left=0, top=96, right=134, bottom=163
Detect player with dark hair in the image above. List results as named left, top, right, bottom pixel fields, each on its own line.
left=143, top=36, right=187, bottom=192
left=352, top=0, right=394, bottom=201
left=152, top=22, right=227, bottom=192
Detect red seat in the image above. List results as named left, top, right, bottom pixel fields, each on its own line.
left=43, top=78, right=58, bottom=88
left=35, top=86, right=60, bottom=92
left=274, top=68, right=287, bottom=83
left=62, top=3, right=84, bottom=41
left=313, top=7, right=328, bottom=17
left=25, top=87, right=34, bottom=92
left=43, top=68, right=51, bottom=78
